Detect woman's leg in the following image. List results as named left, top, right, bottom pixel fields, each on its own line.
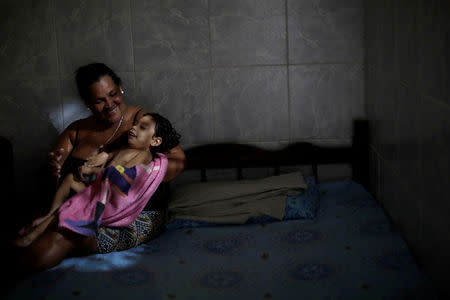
left=14, top=224, right=97, bottom=281
left=96, top=210, right=166, bottom=253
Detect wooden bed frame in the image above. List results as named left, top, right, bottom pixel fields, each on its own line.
left=183, top=119, right=369, bottom=189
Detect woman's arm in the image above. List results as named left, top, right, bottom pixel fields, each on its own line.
left=47, top=122, right=78, bottom=180
left=163, top=144, right=186, bottom=182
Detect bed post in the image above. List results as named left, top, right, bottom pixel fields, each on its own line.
left=352, top=119, right=369, bottom=189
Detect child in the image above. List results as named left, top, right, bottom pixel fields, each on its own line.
left=14, top=113, right=180, bottom=247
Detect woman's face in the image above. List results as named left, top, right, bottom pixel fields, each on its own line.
left=87, top=75, right=125, bottom=124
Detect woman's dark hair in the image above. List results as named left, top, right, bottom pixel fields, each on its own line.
left=143, top=112, right=181, bottom=154
left=75, top=63, right=122, bottom=104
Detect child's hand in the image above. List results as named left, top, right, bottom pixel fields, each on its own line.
left=79, top=164, right=92, bottom=174
left=86, top=152, right=109, bottom=167
left=77, top=165, right=90, bottom=181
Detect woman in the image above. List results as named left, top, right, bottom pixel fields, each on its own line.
left=12, top=63, right=185, bottom=278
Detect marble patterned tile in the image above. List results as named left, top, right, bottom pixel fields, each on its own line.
left=363, top=1, right=378, bottom=73
left=418, top=96, right=450, bottom=220
left=364, top=65, right=376, bottom=122
left=373, top=78, right=399, bottom=166
left=368, top=146, right=380, bottom=201
left=373, top=0, right=396, bottom=78
left=378, top=159, right=421, bottom=248
left=0, top=0, right=58, bottom=77
left=135, top=69, right=212, bottom=145
left=55, top=0, right=134, bottom=74
left=210, top=0, right=286, bottom=66
left=393, top=85, right=422, bottom=185
left=417, top=1, right=449, bottom=104
left=213, top=66, right=289, bottom=142
left=288, top=0, right=363, bottom=64
left=132, top=0, right=210, bottom=70
left=0, top=77, right=62, bottom=143
left=419, top=205, right=450, bottom=297
left=394, top=0, right=420, bottom=88
left=364, top=68, right=397, bottom=161
left=289, top=64, right=364, bottom=140
left=0, top=76, right=62, bottom=205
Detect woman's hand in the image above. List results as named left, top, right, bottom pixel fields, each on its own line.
left=47, top=148, right=65, bottom=179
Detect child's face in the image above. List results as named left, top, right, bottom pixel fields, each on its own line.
left=128, top=115, right=159, bottom=150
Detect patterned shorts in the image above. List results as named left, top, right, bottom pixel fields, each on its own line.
left=95, top=210, right=166, bottom=254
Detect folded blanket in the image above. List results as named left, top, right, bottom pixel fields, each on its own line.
left=58, top=153, right=168, bottom=236
left=168, top=171, right=306, bottom=224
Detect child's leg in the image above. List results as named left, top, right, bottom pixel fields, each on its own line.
left=13, top=174, right=87, bottom=247
left=30, top=174, right=85, bottom=229
left=51, top=173, right=77, bottom=211
left=46, top=174, right=86, bottom=217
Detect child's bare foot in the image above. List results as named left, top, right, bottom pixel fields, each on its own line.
left=13, top=215, right=57, bottom=247
left=17, top=224, right=34, bottom=236
left=11, top=234, right=34, bottom=247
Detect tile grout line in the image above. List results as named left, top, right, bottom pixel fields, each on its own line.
left=45, top=62, right=363, bottom=77
left=128, top=0, right=137, bottom=94
left=52, top=0, right=64, bottom=131
left=285, top=0, right=292, bottom=143
left=207, top=0, right=215, bottom=141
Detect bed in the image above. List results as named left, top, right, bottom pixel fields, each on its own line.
left=6, top=121, right=439, bottom=299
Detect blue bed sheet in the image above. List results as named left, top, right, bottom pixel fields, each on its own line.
left=7, top=179, right=438, bottom=300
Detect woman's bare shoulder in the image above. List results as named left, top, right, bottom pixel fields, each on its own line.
left=65, top=116, right=94, bottom=130
left=54, top=118, right=89, bottom=149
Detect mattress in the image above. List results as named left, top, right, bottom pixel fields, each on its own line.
left=7, top=179, right=438, bottom=299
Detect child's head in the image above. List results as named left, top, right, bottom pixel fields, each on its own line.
left=128, top=112, right=181, bottom=154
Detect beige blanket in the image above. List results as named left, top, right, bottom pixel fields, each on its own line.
left=168, top=171, right=307, bottom=224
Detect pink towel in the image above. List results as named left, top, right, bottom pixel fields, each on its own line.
left=58, top=153, right=168, bottom=236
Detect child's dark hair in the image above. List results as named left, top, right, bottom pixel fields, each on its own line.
left=143, top=113, right=181, bottom=155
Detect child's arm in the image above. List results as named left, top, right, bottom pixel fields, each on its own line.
left=86, top=151, right=113, bottom=168
left=78, top=151, right=116, bottom=181
left=78, top=164, right=103, bottom=180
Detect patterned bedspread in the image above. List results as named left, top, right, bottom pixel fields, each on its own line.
left=7, top=179, right=438, bottom=299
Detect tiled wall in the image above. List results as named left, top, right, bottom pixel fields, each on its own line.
left=365, top=0, right=450, bottom=296
left=0, top=0, right=364, bottom=208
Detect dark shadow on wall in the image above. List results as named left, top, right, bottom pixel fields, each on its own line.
left=0, top=136, right=16, bottom=242
left=0, top=118, right=61, bottom=240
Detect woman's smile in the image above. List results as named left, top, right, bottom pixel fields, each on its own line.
left=88, top=75, right=125, bottom=123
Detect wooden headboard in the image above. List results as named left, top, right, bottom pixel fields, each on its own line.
left=183, top=119, right=369, bottom=189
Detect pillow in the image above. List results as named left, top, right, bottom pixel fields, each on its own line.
left=283, top=176, right=320, bottom=220
left=167, top=171, right=307, bottom=224
left=165, top=176, right=319, bottom=231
